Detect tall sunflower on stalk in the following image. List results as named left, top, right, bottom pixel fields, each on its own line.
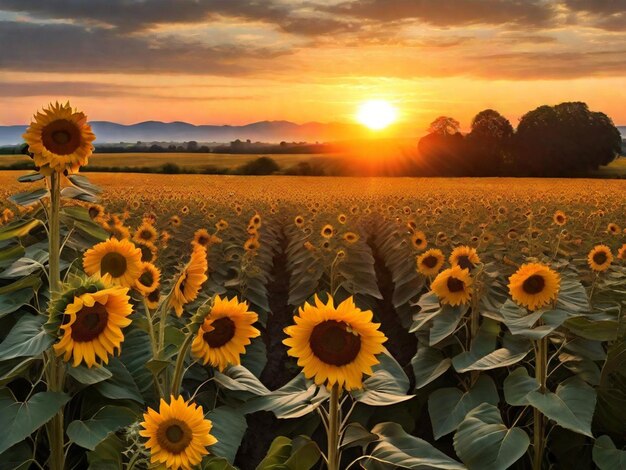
left=283, top=295, right=387, bottom=470
left=169, top=243, right=208, bottom=317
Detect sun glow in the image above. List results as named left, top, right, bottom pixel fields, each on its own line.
left=356, top=100, right=398, bottom=130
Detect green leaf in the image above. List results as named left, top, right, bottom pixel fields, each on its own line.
left=428, top=375, right=499, bottom=439
left=565, top=316, right=619, bottom=341
left=206, top=406, right=247, bottom=464
left=86, top=433, right=125, bottom=469
left=503, top=367, right=540, bottom=406
left=430, top=305, right=466, bottom=345
left=67, top=406, right=137, bottom=450
left=67, top=174, right=102, bottom=195
left=17, top=172, right=44, bottom=183
left=0, top=244, right=25, bottom=269
left=0, top=314, right=53, bottom=360
left=593, top=435, right=626, bottom=470
left=500, top=300, right=570, bottom=339
left=214, top=365, right=271, bottom=396
left=453, top=333, right=531, bottom=373
left=67, top=364, right=113, bottom=385
left=95, top=358, right=144, bottom=404
left=0, top=219, right=42, bottom=241
left=354, top=350, right=414, bottom=406
left=0, top=389, right=70, bottom=454
left=201, top=456, right=236, bottom=470
left=341, top=422, right=378, bottom=450
left=411, top=345, right=451, bottom=390
left=453, top=403, right=529, bottom=470
left=256, top=435, right=321, bottom=470
left=365, top=422, right=465, bottom=469
left=0, top=357, right=38, bottom=386
left=9, top=188, right=49, bottom=207
left=60, top=186, right=99, bottom=202
left=240, top=336, right=267, bottom=378
left=528, top=378, right=596, bottom=437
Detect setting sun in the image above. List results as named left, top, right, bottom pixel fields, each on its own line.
left=356, top=100, right=398, bottom=130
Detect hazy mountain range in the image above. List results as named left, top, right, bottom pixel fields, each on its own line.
left=0, top=120, right=366, bottom=146
left=0, top=121, right=623, bottom=147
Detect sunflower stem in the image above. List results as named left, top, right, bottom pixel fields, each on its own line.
left=327, top=384, right=341, bottom=470
left=171, top=333, right=194, bottom=398
left=142, top=298, right=165, bottom=397
left=46, top=172, right=66, bottom=470
left=533, top=334, right=547, bottom=470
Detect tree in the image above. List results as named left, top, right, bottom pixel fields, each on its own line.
left=186, top=141, right=198, bottom=152
left=514, top=102, right=622, bottom=176
left=466, top=109, right=513, bottom=175
left=236, top=156, right=280, bottom=175
left=428, top=116, right=461, bottom=136
left=417, top=116, right=465, bottom=175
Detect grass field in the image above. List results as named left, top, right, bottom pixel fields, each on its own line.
left=0, top=171, right=625, bottom=469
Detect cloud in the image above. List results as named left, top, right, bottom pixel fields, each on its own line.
left=0, top=21, right=292, bottom=75
left=322, top=0, right=556, bottom=27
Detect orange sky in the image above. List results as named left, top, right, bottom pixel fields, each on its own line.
left=1, top=1, right=625, bottom=133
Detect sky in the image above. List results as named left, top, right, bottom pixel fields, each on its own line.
left=0, top=0, right=625, bottom=134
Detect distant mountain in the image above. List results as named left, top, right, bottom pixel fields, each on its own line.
left=0, top=120, right=365, bottom=145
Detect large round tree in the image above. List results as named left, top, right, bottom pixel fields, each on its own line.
left=514, top=102, right=622, bottom=176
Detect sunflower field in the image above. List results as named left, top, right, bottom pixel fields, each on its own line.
left=0, top=103, right=625, bottom=470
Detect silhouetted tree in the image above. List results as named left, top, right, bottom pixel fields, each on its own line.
left=236, top=156, right=280, bottom=175
left=418, top=116, right=465, bottom=175
left=466, top=109, right=513, bottom=175
left=514, top=102, right=622, bottom=176
left=186, top=141, right=198, bottom=152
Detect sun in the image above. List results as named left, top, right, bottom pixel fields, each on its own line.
left=356, top=100, right=398, bottom=130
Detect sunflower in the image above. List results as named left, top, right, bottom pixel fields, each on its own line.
left=134, top=222, right=158, bottom=244
left=87, top=204, right=105, bottom=221
left=83, top=238, right=143, bottom=287
left=449, top=246, right=481, bottom=271
left=411, top=231, right=427, bottom=250
left=343, top=232, right=359, bottom=244
left=244, top=237, right=260, bottom=252
left=146, top=288, right=161, bottom=310
left=109, top=221, right=131, bottom=240
left=283, top=295, right=387, bottom=391
left=553, top=210, right=567, bottom=226
left=170, top=244, right=208, bottom=317
left=249, top=213, right=262, bottom=228
left=617, top=244, right=626, bottom=261
left=587, top=245, right=613, bottom=272
left=140, top=395, right=217, bottom=470
left=416, top=249, right=445, bottom=277
left=53, top=286, right=132, bottom=368
left=337, top=213, right=347, bottom=224
left=431, top=266, right=473, bottom=306
left=135, top=240, right=158, bottom=263
left=135, top=262, right=161, bottom=296
left=508, top=263, right=560, bottom=311
left=22, top=101, right=96, bottom=173
left=216, top=219, right=229, bottom=231
left=193, top=229, right=211, bottom=247
left=321, top=224, right=334, bottom=239
left=607, top=223, right=621, bottom=235
left=191, top=296, right=260, bottom=371
left=294, top=215, right=305, bottom=228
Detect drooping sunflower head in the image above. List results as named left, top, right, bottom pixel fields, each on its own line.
left=431, top=266, right=473, bottom=306
left=411, top=231, right=427, bottom=250
left=146, top=287, right=161, bottom=310
left=23, top=101, right=96, bottom=173
left=139, top=395, right=217, bottom=470
left=587, top=245, right=613, bottom=272
left=191, top=296, right=260, bottom=371
left=53, top=286, right=132, bottom=368
left=283, top=295, right=387, bottom=391
left=83, top=238, right=143, bottom=287
left=449, top=246, right=481, bottom=271
left=170, top=244, right=208, bottom=317
left=135, top=262, right=161, bottom=296
left=416, top=248, right=445, bottom=277
left=617, top=244, right=626, bottom=261
left=508, top=263, right=560, bottom=311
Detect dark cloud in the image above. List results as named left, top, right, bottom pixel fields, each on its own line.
left=322, top=0, right=556, bottom=27
left=0, top=21, right=291, bottom=75
left=563, top=0, right=626, bottom=31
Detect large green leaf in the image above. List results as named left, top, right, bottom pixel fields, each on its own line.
left=0, top=314, right=53, bottom=360
left=86, top=433, right=125, bottom=469
left=0, top=219, right=42, bottom=241
left=206, top=406, right=247, bottom=464
left=453, top=403, right=529, bottom=470
left=0, top=389, right=70, bottom=454
left=201, top=456, right=237, bottom=469
left=592, top=435, right=626, bottom=470
left=428, top=375, right=499, bottom=439
left=411, top=345, right=451, bottom=390
left=430, top=305, right=466, bottom=345
left=503, top=367, right=539, bottom=406
left=214, top=364, right=270, bottom=396
left=67, top=364, right=113, bottom=385
left=256, top=435, right=321, bottom=470
left=364, top=422, right=465, bottom=469
left=67, top=406, right=137, bottom=450
left=354, top=350, right=414, bottom=406
left=9, top=189, right=49, bottom=207
left=0, top=357, right=37, bottom=386
left=564, top=316, right=619, bottom=341
left=95, top=358, right=144, bottom=404
left=500, top=300, right=571, bottom=339
left=454, top=333, right=531, bottom=373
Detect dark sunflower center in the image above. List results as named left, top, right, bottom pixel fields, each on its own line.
left=457, top=255, right=474, bottom=270
left=101, top=252, right=127, bottom=278
left=178, top=272, right=188, bottom=294
left=41, top=120, right=81, bottom=155
left=88, top=207, right=101, bottom=219
left=422, top=255, right=438, bottom=268
left=415, top=238, right=423, bottom=246
left=70, top=304, right=109, bottom=342
left=198, top=235, right=209, bottom=245
left=203, top=317, right=236, bottom=348
left=157, top=419, right=192, bottom=454
left=522, top=274, right=545, bottom=295
left=446, top=277, right=465, bottom=293
left=139, top=245, right=153, bottom=262
left=309, top=320, right=361, bottom=366
left=593, top=251, right=607, bottom=265
left=139, top=230, right=153, bottom=240
left=147, top=288, right=160, bottom=303
left=139, top=270, right=154, bottom=287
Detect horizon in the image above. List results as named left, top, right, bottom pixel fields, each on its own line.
left=1, top=1, right=625, bottom=131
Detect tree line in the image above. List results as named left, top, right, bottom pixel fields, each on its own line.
left=416, top=102, right=623, bottom=177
